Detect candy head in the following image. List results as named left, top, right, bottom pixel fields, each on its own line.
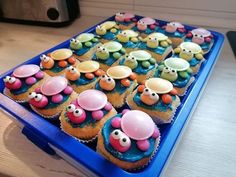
left=115, top=12, right=124, bottom=22
left=140, top=87, right=159, bottom=105
left=165, top=22, right=178, bottom=33
left=192, top=33, right=204, bottom=45
left=117, top=31, right=129, bottom=43
left=4, top=76, right=22, bottom=90
left=109, top=129, right=131, bottom=153
left=137, top=20, right=147, bottom=31
left=66, top=104, right=86, bottom=124
left=70, top=38, right=82, bottom=50
left=40, top=54, right=54, bottom=69
left=28, top=92, right=48, bottom=108
left=99, top=75, right=115, bottom=91
left=96, top=46, right=109, bottom=60
left=124, top=54, right=138, bottom=69
left=96, top=25, right=107, bottom=35
left=179, top=48, right=194, bottom=61
left=160, top=66, right=178, bottom=82
left=147, top=37, right=159, bottom=48
left=65, top=66, right=80, bottom=81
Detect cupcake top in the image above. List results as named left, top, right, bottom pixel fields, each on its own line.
left=164, top=22, right=185, bottom=33
left=115, top=12, right=135, bottom=23
left=186, top=28, right=213, bottom=45
left=95, top=21, right=118, bottom=36
left=140, top=33, right=172, bottom=49
left=135, top=17, right=158, bottom=32
left=116, top=30, right=139, bottom=43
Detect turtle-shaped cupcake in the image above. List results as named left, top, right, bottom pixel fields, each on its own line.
left=155, top=57, right=195, bottom=96
left=70, top=33, right=100, bottom=61
left=65, top=61, right=105, bottom=93
left=3, top=64, right=47, bottom=103
left=28, top=76, right=77, bottom=118
left=115, top=12, right=137, bottom=30
left=174, top=42, right=204, bottom=74
left=40, top=48, right=78, bottom=76
left=116, top=30, right=140, bottom=52
left=95, top=21, right=120, bottom=43
left=60, top=89, right=117, bottom=141
left=119, top=50, right=157, bottom=83
left=161, top=22, right=187, bottom=47
left=126, top=78, right=180, bottom=124
left=93, top=41, right=126, bottom=71
left=132, top=17, right=159, bottom=38
left=95, top=66, right=137, bottom=108
left=97, top=110, right=160, bottom=170
left=139, top=32, right=173, bottom=62
left=185, top=28, right=214, bottom=54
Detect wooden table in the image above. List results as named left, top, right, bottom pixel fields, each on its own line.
left=0, top=16, right=236, bottom=177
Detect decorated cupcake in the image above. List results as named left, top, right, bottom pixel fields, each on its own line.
left=139, top=33, right=172, bottom=62
left=65, top=61, right=105, bottom=93
left=93, top=41, right=126, bottom=71
left=161, top=22, right=187, bottom=47
left=95, top=66, right=137, bottom=108
left=3, top=64, right=47, bottom=103
left=40, top=48, right=78, bottom=76
left=60, top=89, right=117, bottom=141
left=116, top=30, right=140, bottom=52
left=95, top=21, right=120, bottom=43
left=173, top=42, right=204, bottom=74
left=119, top=50, right=157, bottom=83
left=97, top=110, right=160, bottom=170
left=185, top=28, right=214, bottom=54
left=155, top=57, right=194, bottom=96
left=28, top=76, right=77, bottom=118
left=126, top=78, right=180, bottom=124
left=132, top=17, right=159, bottom=38
left=115, top=12, right=137, bottom=30
left=70, top=33, right=100, bottom=61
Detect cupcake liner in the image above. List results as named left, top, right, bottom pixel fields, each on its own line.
left=175, top=76, right=195, bottom=97
left=30, top=104, right=61, bottom=120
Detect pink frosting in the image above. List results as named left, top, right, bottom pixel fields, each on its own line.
left=35, top=71, right=44, bottom=79
left=25, top=77, right=37, bottom=85
left=92, top=110, right=104, bottom=120
left=13, top=64, right=40, bottom=78
left=63, top=86, right=73, bottom=95
left=111, top=117, right=121, bottom=128
left=51, top=94, right=63, bottom=103
left=5, top=79, right=22, bottom=90
left=104, top=102, right=112, bottom=111
left=29, top=95, right=48, bottom=108
left=137, top=140, right=150, bottom=151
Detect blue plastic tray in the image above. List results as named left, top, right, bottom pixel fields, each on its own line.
left=0, top=15, right=224, bottom=177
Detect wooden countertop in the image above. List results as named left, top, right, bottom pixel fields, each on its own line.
left=0, top=16, right=236, bottom=177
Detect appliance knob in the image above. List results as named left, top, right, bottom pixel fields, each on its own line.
left=47, top=8, right=59, bottom=20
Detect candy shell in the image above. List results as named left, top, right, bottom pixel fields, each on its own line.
left=169, top=22, right=184, bottom=28
left=101, top=21, right=116, bottom=29
left=148, top=32, right=168, bottom=41
left=77, top=89, right=107, bottom=111
left=103, top=41, right=122, bottom=52
left=51, top=49, right=73, bottom=60
left=123, top=13, right=134, bottom=19
left=192, top=28, right=211, bottom=37
left=145, top=78, right=173, bottom=94
left=121, top=110, right=155, bottom=141
left=140, top=17, right=155, bottom=25
left=129, top=50, right=151, bottom=61
left=122, top=30, right=138, bottom=37
left=13, top=64, right=40, bottom=78
left=107, top=66, right=132, bottom=79
left=76, top=33, right=94, bottom=43
left=180, top=42, right=202, bottom=54
left=77, top=61, right=100, bottom=73
left=41, top=76, right=68, bottom=96
left=164, top=57, right=190, bottom=71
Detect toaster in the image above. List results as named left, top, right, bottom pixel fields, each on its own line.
left=0, top=0, right=80, bottom=26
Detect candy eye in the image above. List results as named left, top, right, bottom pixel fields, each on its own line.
left=101, top=74, right=107, bottom=81
left=8, top=77, right=16, bottom=84
left=171, top=69, right=176, bottom=74
left=34, top=94, right=42, bottom=102
left=73, top=108, right=83, bottom=117
left=67, top=66, right=77, bottom=73
left=28, top=92, right=36, bottom=99
left=150, top=92, right=159, bottom=102
left=66, top=104, right=76, bottom=112
left=194, top=34, right=198, bottom=37
left=106, top=77, right=114, bottom=83
left=111, top=129, right=122, bottom=139
left=119, top=135, right=131, bottom=147
left=3, top=76, right=10, bottom=82
left=143, top=88, right=151, bottom=95
left=70, top=38, right=76, bottom=43
left=200, top=35, right=203, bottom=38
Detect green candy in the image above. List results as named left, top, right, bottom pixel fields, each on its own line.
left=187, top=67, right=193, bottom=74
left=158, top=65, right=165, bottom=71
left=142, top=61, right=150, bottom=68
left=120, top=48, right=126, bottom=54
left=70, top=42, right=82, bottom=50
left=85, top=41, right=92, bottom=47
left=124, top=59, right=138, bottom=70
left=179, top=71, right=188, bottom=78
left=92, top=38, right=98, bottom=42
left=149, top=58, right=156, bottom=65
left=113, top=52, right=121, bottom=59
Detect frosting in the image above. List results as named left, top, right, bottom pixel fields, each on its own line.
left=115, top=12, right=136, bottom=25
left=116, top=30, right=139, bottom=48
left=95, top=21, right=119, bottom=40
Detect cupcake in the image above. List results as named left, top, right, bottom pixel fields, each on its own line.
left=132, top=17, right=159, bottom=38
left=69, top=33, right=100, bottom=61
left=95, top=66, right=137, bottom=108
left=3, top=64, right=47, bottom=103
left=40, top=48, right=78, bottom=76
left=185, top=28, right=214, bottom=54
left=139, top=33, right=172, bottom=62
left=126, top=78, right=180, bottom=124
left=173, top=42, right=204, bottom=74
left=65, top=61, right=105, bottom=93
left=28, top=76, right=77, bottom=118
left=95, top=21, right=120, bottom=43
left=119, top=50, right=157, bottom=83
left=93, top=41, right=126, bottom=71
left=97, top=110, right=160, bottom=170
left=115, top=12, right=137, bottom=30
left=161, top=22, right=187, bottom=47
left=155, top=57, right=194, bottom=96
left=60, top=89, right=117, bottom=141
left=115, top=30, right=140, bottom=53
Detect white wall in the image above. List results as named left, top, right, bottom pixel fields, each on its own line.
left=79, top=0, right=236, bottom=29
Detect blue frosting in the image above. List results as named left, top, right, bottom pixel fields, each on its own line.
left=101, top=114, right=156, bottom=162
left=139, top=42, right=168, bottom=55
left=117, top=21, right=134, bottom=26
left=64, top=108, right=109, bottom=128
left=158, top=28, right=185, bottom=38
left=119, top=58, right=155, bottom=74
left=185, top=37, right=213, bottom=51
left=115, top=40, right=138, bottom=49
left=93, top=51, right=122, bottom=66
left=69, top=73, right=96, bottom=86
left=100, top=31, right=119, bottom=41
left=132, top=26, right=158, bottom=35
left=72, top=40, right=99, bottom=56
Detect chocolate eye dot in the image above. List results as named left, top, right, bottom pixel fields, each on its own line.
left=108, top=78, right=111, bottom=81
left=122, top=138, right=127, bottom=142
left=114, top=131, right=119, bottom=135
left=145, top=88, right=149, bottom=92
left=172, top=70, right=175, bottom=72
left=35, top=95, right=38, bottom=98
left=195, top=34, right=197, bottom=37
left=75, top=110, right=79, bottom=114
left=102, top=75, right=105, bottom=78
left=68, top=106, right=71, bottom=109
